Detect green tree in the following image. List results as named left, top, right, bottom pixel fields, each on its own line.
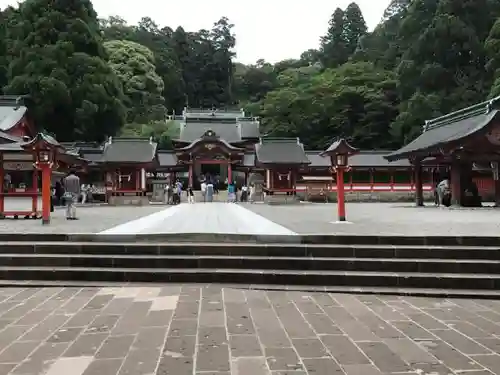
left=343, top=3, right=367, bottom=54
left=486, top=19, right=500, bottom=97
left=104, top=40, right=165, bottom=123
left=319, top=8, right=348, bottom=68
left=4, top=0, right=125, bottom=141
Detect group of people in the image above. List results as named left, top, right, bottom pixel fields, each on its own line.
left=163, top=180, right=185, bottom=205
left=162, top=178, right=257, bottom=204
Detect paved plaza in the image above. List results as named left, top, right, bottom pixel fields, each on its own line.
left=0, top=285, right=496, bottom=374
left=0, top=202, right=499, bottom=235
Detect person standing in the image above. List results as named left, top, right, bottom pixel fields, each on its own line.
left=227, top=181, right=236, bottom=203
left=63, top=170, right=80, bottom=220
left=200, top=180, right=207, bottom=202
left=187, top=185, right=195, bottom=203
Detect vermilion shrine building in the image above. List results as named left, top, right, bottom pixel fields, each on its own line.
left=0, top=95, right=497, bottom=211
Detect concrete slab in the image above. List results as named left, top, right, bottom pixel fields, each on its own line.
left=99, top=203, right=298, bottom=236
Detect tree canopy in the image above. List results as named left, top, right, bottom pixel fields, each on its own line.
left=0, top=0, right=499, bottom=150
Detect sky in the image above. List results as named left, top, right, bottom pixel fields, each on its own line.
left=0, top=0, right=390, bottom=64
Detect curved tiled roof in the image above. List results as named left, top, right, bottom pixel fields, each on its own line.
left=386, top=97, right=500, bottom=161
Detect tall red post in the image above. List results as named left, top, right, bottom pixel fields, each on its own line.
left=336, top=167, right=346, bottom=221
left=188, top=163, right=193, bottom=187
left=227, top=162, right=232, bottom=183
left=41, top=164, right=51, bottom=225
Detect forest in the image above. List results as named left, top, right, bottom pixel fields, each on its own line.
left=0, top=0, right=500, bottom=151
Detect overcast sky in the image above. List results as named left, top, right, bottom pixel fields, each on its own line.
left=0, top=0, right=390, bottom=64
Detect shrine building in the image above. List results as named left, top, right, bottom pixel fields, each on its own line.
left=387, top=96, right=500, bottom=206
left=67, top=108, right=448, bottom=204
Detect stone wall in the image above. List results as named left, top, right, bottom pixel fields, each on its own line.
left=297, top=191, right=435, bottom=203
left=108, top=195, right=150, bottom=206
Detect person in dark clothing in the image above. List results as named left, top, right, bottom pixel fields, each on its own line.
left=55, top=181, right=63, bottom=206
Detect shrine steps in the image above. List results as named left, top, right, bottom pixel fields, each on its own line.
left=0, top=239, right=499, bottom=296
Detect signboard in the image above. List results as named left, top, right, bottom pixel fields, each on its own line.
left=146, top=172, right=170, bottom=179
left=3, top=161, right=33, bottom=171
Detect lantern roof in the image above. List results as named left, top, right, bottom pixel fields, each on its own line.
left=320, top=138, right=358, bottom=157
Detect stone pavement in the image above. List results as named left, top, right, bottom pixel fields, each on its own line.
left=0, top=286, right=498, bottom=374
left=0, top=206, right=165, bottom=233
left=0, top=202, right=500, bottom=236
left=246, top=202, right=500, bottom=236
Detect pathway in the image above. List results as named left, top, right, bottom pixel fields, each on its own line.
left=99, top=203, right=297, bottom=235
left=0, top=285, right=499, bottom=374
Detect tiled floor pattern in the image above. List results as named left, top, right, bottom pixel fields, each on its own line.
left=0, top=286, right=497, bottom=374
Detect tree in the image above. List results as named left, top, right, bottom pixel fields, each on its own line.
left=486, top=19, right=500, bottom=97
left=104, top=40, right=165, bottom=123
left=343, top=3, right=367, bottom=54
left=319, top=8, right=348, bottom=68
left=4, top=0, right=125, bottom=141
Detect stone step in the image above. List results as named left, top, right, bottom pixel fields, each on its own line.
left=2, top=242, right=499, bottom=260
left=0, top=266, right=498, bottom=290
left=0, top=254, right=498, bottom=274
left=1, top=233, right=500, bottom=246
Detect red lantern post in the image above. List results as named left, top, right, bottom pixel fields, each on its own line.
left=321, top=139, right=357, bottom=223
left=22, top=134, right=60, bottom=225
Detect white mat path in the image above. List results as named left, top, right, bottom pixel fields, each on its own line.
left=98, top=203, right=298, bottom=235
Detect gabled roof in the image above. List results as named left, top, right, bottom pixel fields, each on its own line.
left=101, top=137, right=157, bottom=163
left=179, top=122, right=241, bottom=143
left=255, top=138, right=310, bottom=165
left=0, top=96, right=28, bottom=132
left=158, top=151, right=177, bottom=167
left=386, top=97, right=500, bottom=161
left=176, top=129, right=244, bottom=152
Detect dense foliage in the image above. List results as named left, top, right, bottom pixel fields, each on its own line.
left=0, top=0, right=500, bottom=150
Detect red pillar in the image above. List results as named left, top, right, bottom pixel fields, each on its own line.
left=188, top=163, right=193, bottom=187
left=32, top=169, right=38, bottom=214
left=227, top=163, right=232, bottom=184
left=0, top=153, right=4, bottom=218
left=337, top=167, right=346, bottom=221
left=41, top=164, right=51, bottom=225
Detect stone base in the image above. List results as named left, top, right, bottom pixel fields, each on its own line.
left=265, top=194, right=300, bottom=205
left=108, top=195, right=150, bottom=206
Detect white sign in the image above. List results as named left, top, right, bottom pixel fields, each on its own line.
left=3, top=161, right=33, bottom=170
left=146, top=172, right=169, bottom=179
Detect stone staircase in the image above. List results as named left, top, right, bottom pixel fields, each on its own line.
left=0, top=234, right=499, bottom=295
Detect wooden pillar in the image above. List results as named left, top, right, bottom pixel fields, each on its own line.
left=188, top=163, right=193, bottom=187
left=389, top=170, right=394, bottom=191
left=244, top=170, right=249, bottom=185
left=414, top=159, right=424, bottom=206
left=227, top=162, right=232, bottom=184
left=41, top=164, right=51, bottom=224
left=450, top=157, right=462, bottom=206
left=0, top=153, right=4, bottom=218
left=32, top=169, right=38, bottom=213
left=493, top=162, right=500, bottom=206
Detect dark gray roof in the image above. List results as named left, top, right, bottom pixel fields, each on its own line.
left=238, top=119, right=260, bottom=139
left=101, top=137, right=157, bottom=163
left=305, top=152, right=330, bottom=167
left=158, top=151, right=177, bottom=166
left=179, top=122, right=241, bottom=143
left=306, top=150, right=411, bottom=168
left=255, top=138, right=310, bottom=165
left=82, top=152, right=103, bottom=164
left=386, top=97, right=500, bottom=161
left=351, top=151, right=411, bottom=167
left=243, top=153, right=255, bottom=167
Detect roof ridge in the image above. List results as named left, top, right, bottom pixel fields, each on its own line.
left=260, top=137, right=299, bottom=143
left=424, top=96, right=500, bottom=131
